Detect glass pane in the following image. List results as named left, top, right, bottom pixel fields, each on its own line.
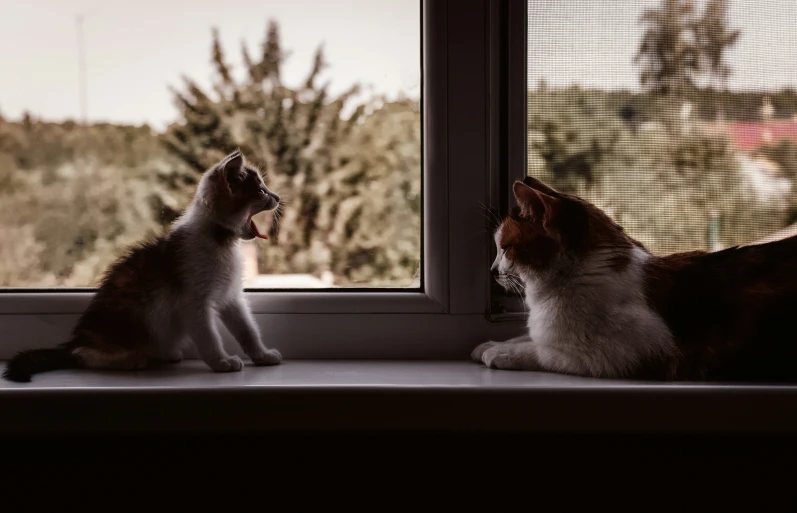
left=527, top=0, right=796, bottom=254
left=0, top=0, right=421, bottom=289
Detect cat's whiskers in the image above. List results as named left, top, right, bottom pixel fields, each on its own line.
left=269, top=203, right=285, bottom=239
left=476, top=201, right=502, bottom=232
left=501, top=273, right=529, bottom=311
left=511, top=276, right=527, bottom=304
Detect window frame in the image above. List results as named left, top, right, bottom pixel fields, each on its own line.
left=0, top=0, right=528, bottom=360
left=488, top=0, right=530, bottom=321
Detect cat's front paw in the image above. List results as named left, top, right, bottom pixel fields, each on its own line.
left=471, top=341, right=500, bottom=362
left=482, top=347, right=515, bottom=370
left=481, top=346, right=539, bottom=371
left=208, top=355, right=244, bottom=373
left=251, top=348, right=282, bottom=366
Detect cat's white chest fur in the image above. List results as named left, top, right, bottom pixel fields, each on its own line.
left=525, top=247, right=675, bottom=378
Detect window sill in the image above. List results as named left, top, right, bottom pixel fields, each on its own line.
left=1, top=360, right=796, bottom=434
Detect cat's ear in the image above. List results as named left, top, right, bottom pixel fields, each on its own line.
left=522, top=175, right=559, bottom=196
left=513, top=181, right=559, bottom=224
left=219, top=149, right=246, bottom=188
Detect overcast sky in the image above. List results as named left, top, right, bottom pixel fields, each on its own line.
left=2, top=1, right=795, bottom=128
left=528, top=0, right=797, bottom=92
left=0, top=0, right=420, bottom=128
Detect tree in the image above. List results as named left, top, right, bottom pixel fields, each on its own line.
left=0, top=118, right=182, bottom=287
left=636, top=0, right=702, bottom=97
left=162, top=20, right=420, bottom=285
left=695, top=0, right=740, bottom=121
left=593, top=128, right=784, bottom=254
left=527, top=87, right=624, bottom=194
left=526, top=88, right=791, bottom=255
left=695, top=0, right=740, bottom=90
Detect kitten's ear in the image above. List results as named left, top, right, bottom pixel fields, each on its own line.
left=522, top=175, right=558, bottom=196
left=513, top=181, right=559, bottom=224
left=219, top=149, right=246, bottom=187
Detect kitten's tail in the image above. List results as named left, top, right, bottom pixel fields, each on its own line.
left=2, top=346, right=80, bottom=383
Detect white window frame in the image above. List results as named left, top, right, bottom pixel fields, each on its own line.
left=0, top=0, right=528, bottom=360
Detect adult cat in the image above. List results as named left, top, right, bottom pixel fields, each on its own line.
left=473, top=176, right=797, bottom=382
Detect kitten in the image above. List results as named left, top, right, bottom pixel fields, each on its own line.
left=3, top=149, right=283, bottom=383
left=473, top=176, right=797, bottom=382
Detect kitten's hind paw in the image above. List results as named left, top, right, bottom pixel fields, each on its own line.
left=471, top=341, right=500, bottom=363
left=208, top=355, right=244, bottom=372
left=251, top=349, right=282, bottom=366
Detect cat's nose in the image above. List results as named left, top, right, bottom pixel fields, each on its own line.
left=490, top=267, right=500, bottom=280
left=270, top=192, right=280, bottom=203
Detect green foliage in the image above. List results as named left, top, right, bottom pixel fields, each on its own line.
left=690, top=88, right=797, bottom=121
left=636, top=0, right=740, bottom=98
left=636, top=0, right=702, bottom=96
left=162, top=21, right=420, bottom=286
left=528, top=88, right=793, bottom=254
left=695, top=0, right=740, bottom=88
left=527, top=86, right=625, bottom=194
left=593, top=129, right=785, bottom=253
left=0, top=117, right=187, bottom=286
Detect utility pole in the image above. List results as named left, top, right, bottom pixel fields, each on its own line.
left=76, top=14, right=87, bottom=126
left=75, top=13, right=89, bottom=172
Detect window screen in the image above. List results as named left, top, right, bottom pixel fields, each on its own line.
left=527, top=0, right=796, bottom=254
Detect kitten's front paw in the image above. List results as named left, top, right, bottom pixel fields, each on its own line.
left=471, top=341, right=500, bottom=362
left=209, top=355, right=244, bottom=373
left=251, top=348, right=282, bottom=366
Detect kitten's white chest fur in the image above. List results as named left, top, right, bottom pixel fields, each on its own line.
left=524, top=247, right=675, bottom=378
left=175, top=224, right=244, bottom=307
left=203, top=244, right=244, bottom=305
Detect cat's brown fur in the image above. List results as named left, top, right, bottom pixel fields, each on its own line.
left=475, top=176, right=797, bottom=382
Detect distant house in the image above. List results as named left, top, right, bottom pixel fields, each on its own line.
left=717, top=119, right=797, bottom=152
left=703, top=96, right=797, bottom=152
left=702, top=111, right=795, bottom=205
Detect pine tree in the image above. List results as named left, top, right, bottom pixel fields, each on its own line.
left=162, top=20, right=420, bottom=285
left=695, top=0, right=740, bottom=122
left=636, top=0, right=702, bottom=97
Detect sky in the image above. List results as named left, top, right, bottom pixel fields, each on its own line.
left=2, top=1, right=796, bottom=128
left=528, top=0, right=797, bottom=92
left=0, top=0, right=420, bottom=129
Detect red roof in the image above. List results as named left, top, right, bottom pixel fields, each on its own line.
left=721, top=121, right=797, bottom=152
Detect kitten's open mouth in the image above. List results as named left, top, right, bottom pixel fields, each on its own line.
left=248, top=216, right=268, bottom=240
